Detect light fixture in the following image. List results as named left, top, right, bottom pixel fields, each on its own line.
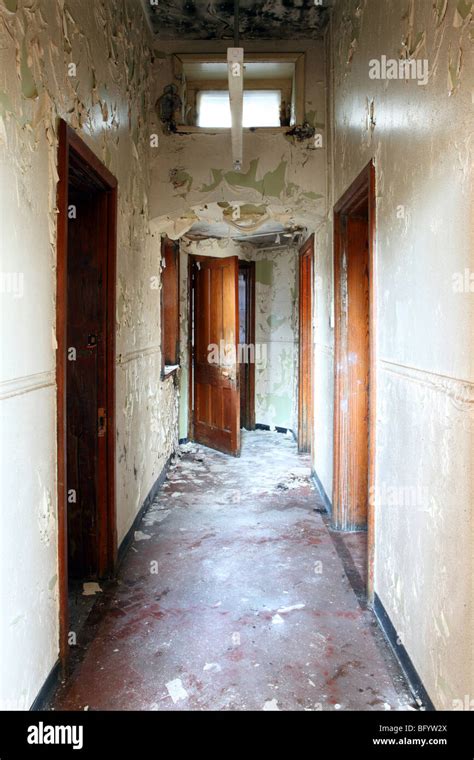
left=227, top=0, right=243, bottom=171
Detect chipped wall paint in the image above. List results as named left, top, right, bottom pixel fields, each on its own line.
left=148, top=39, right=328, bottom=241
left=178, top=238, right=299, bottom=438
left=0, top=0, right=178, bottom=710
left=254, top=248, right=299, bottom=431
left=314, top=0, right=474, bottom=709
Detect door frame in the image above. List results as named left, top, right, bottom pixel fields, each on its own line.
left=56, top=119, right=117, bottom=667
left=298, top=235, right=314, bottom=453
left=333, top=161, right=376, bottom=600
left=238, top=260, right=256, bottom=431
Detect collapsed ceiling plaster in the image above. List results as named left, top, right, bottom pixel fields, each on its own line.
left=147, top=0, right=332, bottom=40
left=185, top=217, right=303, bottom=247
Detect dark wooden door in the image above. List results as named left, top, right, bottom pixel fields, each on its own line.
left=192, top=255, right=240, bottom=456
left=298, top=237, right=314, bottom=453
left=66, top=190, right=108, bottom=579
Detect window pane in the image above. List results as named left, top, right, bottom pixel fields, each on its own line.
left=243, top=91, right=281, bottom=127
left=197, top=91, right=232, bottom=127
left=197, top=90, right=281, bottom=128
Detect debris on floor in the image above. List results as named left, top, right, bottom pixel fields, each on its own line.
left=51, top=430, right=416, bottom=712
left=81, top=582, right=102, bottom=597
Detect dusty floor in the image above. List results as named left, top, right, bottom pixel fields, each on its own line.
left=51, top=430, right=416, bottom=711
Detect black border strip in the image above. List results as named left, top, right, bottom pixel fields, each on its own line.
left=373, top=593, right=435, bottom=711
left=29, top=660, right=60, bottom=711
left=311, top=469, right=332, bottom=514
left=117, top=454, right=172, bottom=567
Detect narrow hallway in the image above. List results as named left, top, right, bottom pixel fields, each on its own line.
left=51, top=431, right=415, bottom=712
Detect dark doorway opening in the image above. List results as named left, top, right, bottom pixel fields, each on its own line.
left=239, top=261, right=256, bottom=431
left=333, top=161, right=376, bottom=597
left=56, top=120, right=117, bottom=667
left=298, top=236, right=314, bottom=453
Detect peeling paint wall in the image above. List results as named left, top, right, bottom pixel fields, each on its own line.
left=0, top=0, right=177, bottom=709
left=316, top=0, right=474, bottom=709
left=178, top=238, right=299, bottom=438
left=254, top=247, right=299, bottom=431
left=149, top=39, right=328, bottom=240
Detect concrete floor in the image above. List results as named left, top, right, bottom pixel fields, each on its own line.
left=51, top=430, right=416, bottom=711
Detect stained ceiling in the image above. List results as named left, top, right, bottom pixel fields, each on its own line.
left=147, top=0, right=331, bottom=41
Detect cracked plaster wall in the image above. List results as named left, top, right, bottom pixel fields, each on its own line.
left=313, top=0, right=474, bottom=709
left=0, top=0, right=177, bottom=709
left=148, top=39, right=328, bottom=240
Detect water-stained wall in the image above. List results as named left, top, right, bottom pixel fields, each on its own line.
left=178, top=237, right=299, bottom=439
left=0, top=0, right=177, bottom=709
left=314, top=0, right=474, bottom=709
left=148, top=39, right=328, bottom=240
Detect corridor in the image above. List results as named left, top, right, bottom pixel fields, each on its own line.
left=51, top=432, right=414, bottom=712
left=1, top=0, right=472, bottom=721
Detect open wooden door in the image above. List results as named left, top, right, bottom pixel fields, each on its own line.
left=191, top=255, right=240, bottom=456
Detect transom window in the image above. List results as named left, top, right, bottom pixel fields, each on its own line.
left=171, top=53, right=305, bottom=131
left=197, top=90, right=282, bottom=128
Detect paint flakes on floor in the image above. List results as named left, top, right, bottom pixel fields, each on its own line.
left=51, top=430, right=416, bottom=712
left=166, top=678, right=188, bottom=704
left=82, top=582, right=102, bottom=596
left=134, top=531, right=151, bottom=541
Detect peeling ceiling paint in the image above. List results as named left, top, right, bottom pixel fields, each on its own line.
left=147, top=0, right=332, bottom=40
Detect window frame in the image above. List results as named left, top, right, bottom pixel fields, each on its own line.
left=173, top=52, right=305, bottom=134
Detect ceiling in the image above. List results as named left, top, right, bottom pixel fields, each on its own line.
left=147, top=0, right=331, bottom=41
left=185, top=219, right=303, bottom=248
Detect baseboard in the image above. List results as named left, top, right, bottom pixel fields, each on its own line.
left=311, top=469, right=332, bottom=514
left=30, top=659, right=60, bottom=711
left=373, top=593, right=435, bottom=711
left=255, top=423, right=294, bottom=436
left=117, top=454, right=172, bottom=568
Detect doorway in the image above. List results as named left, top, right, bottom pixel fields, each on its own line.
left=189, top=254, right=241, bottom=456
left=239, top=261, right=256, bottom=431
left=56, top=120, right=117, bottom=666
left=333, top=161, right=376, bottom=594
left=298, top=236, right=314, bottom=453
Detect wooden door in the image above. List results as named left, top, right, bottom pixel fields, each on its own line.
left=192, top=255, right=240, bottom=456
left=333, top=162, right=375, bottom=539
left=57, top=120, right=117, bottom=667
left=298, top=237, right=314, bottom=453
left=66, top=190, right=108, bottom=579
left=346, top=217, right=370, bottom=522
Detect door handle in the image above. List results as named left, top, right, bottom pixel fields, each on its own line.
left=98, top=407, right=107, bottom=437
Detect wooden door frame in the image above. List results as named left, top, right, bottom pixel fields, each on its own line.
left=56, top=119, right=117, bottom=668
left=298, top=235, right=314, bottom=453
left=333, top=161, right=376, bottom=600
left=238, top=260, right=256, bottom=431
